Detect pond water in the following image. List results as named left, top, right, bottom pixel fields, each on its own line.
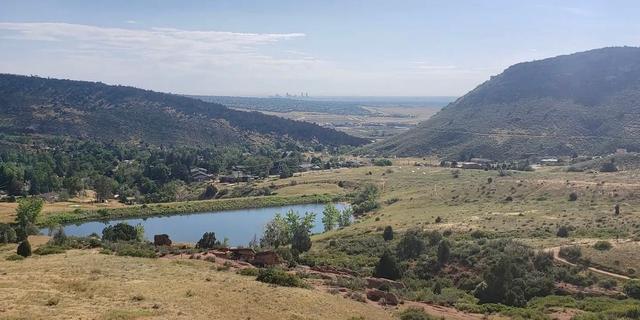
left=46, top=203, right=347, bottom=246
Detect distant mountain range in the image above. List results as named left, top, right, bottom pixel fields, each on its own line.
left=368, top=47, right=640, bottom=160
left=0, top=74, right=367, bottom=148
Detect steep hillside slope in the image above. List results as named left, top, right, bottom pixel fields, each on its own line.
left=370, top=47, right=640, bottom=160
left=0, top=74, right=367, bottom=147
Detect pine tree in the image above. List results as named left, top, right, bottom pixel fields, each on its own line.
left=383, top=226, right=394, bottom=241
left=374, top=250, right=401, bottom=280
left=17, top=239, right=31, bottom=257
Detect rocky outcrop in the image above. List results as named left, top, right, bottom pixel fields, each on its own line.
left=153, top=234, right=172, bottom=246
left=366, top=289, right=399, bottom=305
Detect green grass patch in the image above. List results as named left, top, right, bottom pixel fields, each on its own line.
left=39, top=194, right=342, bottom=226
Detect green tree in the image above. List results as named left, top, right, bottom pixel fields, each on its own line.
left=134, top=224, right=145, bottom=242
left=432, top=281, right=442, bottom=295
left=351, top=184, right=380, bottom=214
left=556, top=225, right=570, bottom=238
left=196, top=232, right=219, bottom=249
left=374, top=250, right=401, bottom=280
left=94, top=176, right=117, bottom=202
left=0, top=224, right=17, bottom=243
left=200, top=184, right=218, bottom=200
left=15, top=197, right=43, bottom=239
left=338, top=207, right=353, bottom=228
left=291, top=226, right=312, bottom=254
left=383, top=226, right=394, bottom=241
left=102, top=223, right=138, bottom=242
left=437, top=240, right=451, bottom=264
left=261, top=213, right=290, bottom=248
left=17, top=239, right=32, bottom=257
left=397, top=228, right=425, bottom=260
left=322, top=204, right=340, bottom=231
left=624, top=280, right=640, bottom=299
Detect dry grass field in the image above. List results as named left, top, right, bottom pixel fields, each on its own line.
left=581, top=241, right=640, bottom=277
left=0, top=245, right=395, bottom=320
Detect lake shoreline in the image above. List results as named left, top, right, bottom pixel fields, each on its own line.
left=38, top=194, right=346, bottom=227
left=49, top=202, right=350, bottom=245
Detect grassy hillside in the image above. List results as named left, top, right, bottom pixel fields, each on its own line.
left=369, top=47, right=640, bottom=160
left=0, top=247, right=394, bottom=320
left=0, top=74, right=367, bottom=147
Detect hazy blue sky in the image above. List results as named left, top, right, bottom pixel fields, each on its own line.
left=1, top=0, right=639, bottom=96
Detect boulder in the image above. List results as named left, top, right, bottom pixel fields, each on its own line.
left=366, top=289, right=399, bottom=305
left=153, top=234, right=172, bottom=246
left=365, top=277, right=405, bottom=290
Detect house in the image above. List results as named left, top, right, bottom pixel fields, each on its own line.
left=229, top=248, right=256, bottom=261
left=298, top=163, right=314, bottom=171
left=459, top=162, right=483, bottom=169
left=470, top=158, right=494, bottom=165
left=190, top=167, right=215, bottom=182
left=616, top=148, right=628, bottom=155
left=219, top=171, right=254, bottom=183
left=192, top=171, right=214, bottom=182
left=190, top=167, right=208, bottom=174
left=540, top=158, right=559, bottom=165
left=252, top=251, right=281, bottom=267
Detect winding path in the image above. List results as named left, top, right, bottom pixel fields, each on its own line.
left=545, top=243, right=632, bottom=280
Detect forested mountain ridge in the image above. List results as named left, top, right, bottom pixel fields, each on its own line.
left=0, top=74, right=367, bottom=147
left=369, top=47, right=640, bottom=160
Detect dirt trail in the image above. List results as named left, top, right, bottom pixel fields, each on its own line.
left=545, top=241, right=632, bottom=280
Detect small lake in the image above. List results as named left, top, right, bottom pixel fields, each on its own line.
left=46, top=203, right=347, bottom=246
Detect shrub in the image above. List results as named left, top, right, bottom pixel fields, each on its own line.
left=256, top=268, right=305, bottom=287
left=374, top=250, right=401, bottom=280
left=5, top=254, right=24, bottom=261
left=196, top=232, right=220, bottom=249
left=593, top=241, right=612, bottom=251
left=102, top=242, right=156, bottom=258
left=397, top=228, right=425, bottom=260
left=200, top=184, right=218, bottom=200
left=569, top=192, right=578, bottom=201
left=399, top=307, right=435, bottom=320
left=115, top=244, right=156, bottom=258
left=17, top=239, right=32, bottom=257
left=383, top=226, right=393, bottom=241
left=51, top=227, right=68, bottom=246
left=34, top=245, right=67, bottom=255
left=557, top=225, right=570, bottom=238
left=102, top=223, right=138, bottom=242
left=624, top=280, right=640, bottom=299
left=351, top=184, right=380, bottom=214
left=291, top=227, right=312, bottom=254
left=437, top=240, right=450, bottom=264
left=598, top=279, right=617, bottom=290
left=373, top=159, right=393, bottom=166
left=559, top=246, right=582, bottom=262
left=600, top=162, right=618, bottom=173
left=0, top=224, right=17, bottom=243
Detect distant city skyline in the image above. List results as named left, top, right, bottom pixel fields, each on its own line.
left=1, top=0, right=639, bottom=96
